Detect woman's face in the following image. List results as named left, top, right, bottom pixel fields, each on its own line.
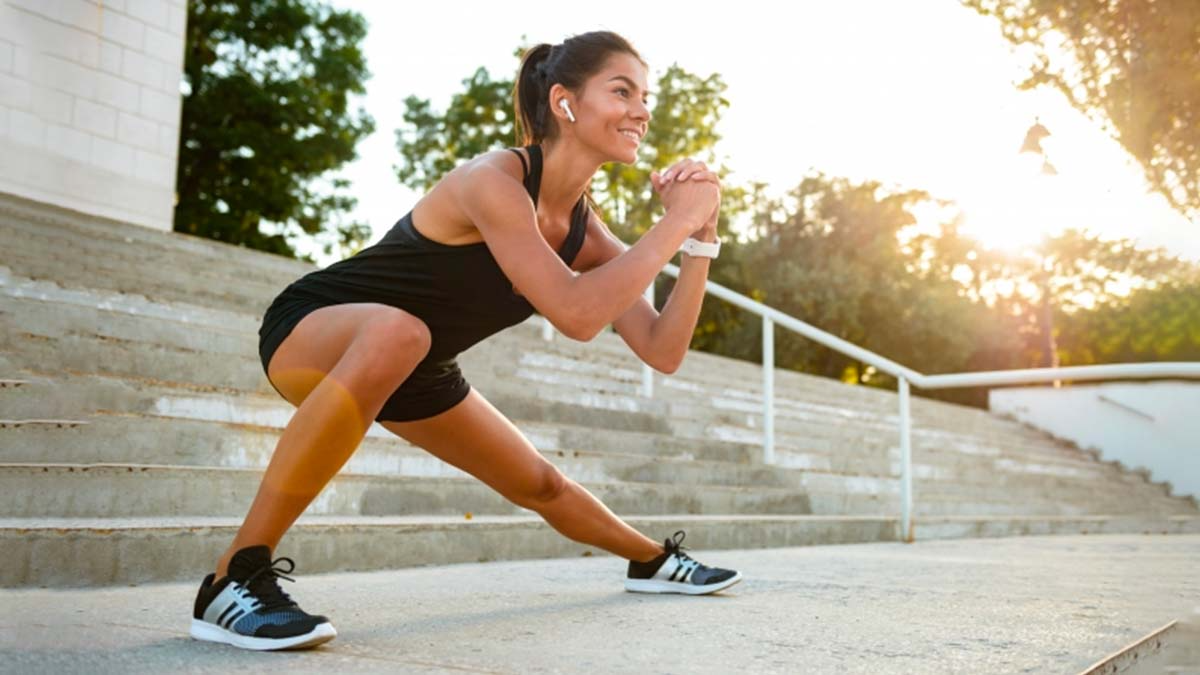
left=573, top=52, right=652, bottom=164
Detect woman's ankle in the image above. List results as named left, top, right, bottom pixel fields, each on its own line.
left=214, top=550, right=234, bottom=580
left=214, top=541, right=265, bottom=580
left=632, top=544, right=666, bottom=563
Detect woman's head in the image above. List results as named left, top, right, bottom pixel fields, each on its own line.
left=514, top=31, right=651, bottom=162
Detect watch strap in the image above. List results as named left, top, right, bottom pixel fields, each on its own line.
left=679, top=237, right=720, bottom=259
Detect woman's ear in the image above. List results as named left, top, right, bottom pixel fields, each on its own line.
left=548, top=83, right=574, bottom=123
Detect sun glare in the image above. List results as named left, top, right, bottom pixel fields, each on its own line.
left=957, top=152, right=1067, bottom=254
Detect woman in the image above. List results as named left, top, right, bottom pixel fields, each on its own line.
left=190, top=31, right=741, bottom=651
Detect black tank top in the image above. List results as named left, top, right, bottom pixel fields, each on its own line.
left=278, top=144, right=588, bottom=363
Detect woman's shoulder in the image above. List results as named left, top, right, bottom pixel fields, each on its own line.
left=420, top=148, right=526, bottom=206
left=446, top=147, right=527, bottom=186
left=411, top=148, right=534, bottom=244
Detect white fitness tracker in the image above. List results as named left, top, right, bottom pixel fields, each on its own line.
left=679, top=237, right=721, bottom=259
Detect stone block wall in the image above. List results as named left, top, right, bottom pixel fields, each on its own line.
left=0, top=0, right=186, bottom=230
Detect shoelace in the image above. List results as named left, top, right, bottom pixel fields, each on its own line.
left=665, top=530, right=706, bottom=574
left=243, top=556, right=299, bottom=612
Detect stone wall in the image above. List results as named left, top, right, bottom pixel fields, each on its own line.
left=0, top=0, right=186, bottom=231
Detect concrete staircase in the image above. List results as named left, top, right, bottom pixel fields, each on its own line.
left=2, top=193, right=1196, bottom=587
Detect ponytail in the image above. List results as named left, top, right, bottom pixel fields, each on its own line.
left=514, top=43, right=555, bottom=146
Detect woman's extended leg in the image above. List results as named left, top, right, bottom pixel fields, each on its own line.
left=214, top=303, right=432, bottom=578
left=382, top=388, right=665, bottom=563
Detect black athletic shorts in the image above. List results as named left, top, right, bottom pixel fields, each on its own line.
left=256, top=295, right=472, bottom=422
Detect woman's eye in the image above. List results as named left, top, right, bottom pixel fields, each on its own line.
left=616, top=88, right=630, bottom=97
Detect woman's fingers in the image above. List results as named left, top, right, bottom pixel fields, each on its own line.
left=660, top=159, right=699, bottom=183
left=676, top=161, right=707, bottom=182
left=660, top=161, right=718, bottom=183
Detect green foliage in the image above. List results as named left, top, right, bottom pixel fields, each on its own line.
left=1054, top=250, right=1200, bottom=366
left=962, top=0, right=1200, bottom=217
left=691, top=174, right=998, bottom=405
left=176, top=0, right=375, bottom=260
left=394, top=67, right=515, bottom=192
left=1057, top=278, right=1200, bottom=366
left=931, top=229, right=1198, bottom=367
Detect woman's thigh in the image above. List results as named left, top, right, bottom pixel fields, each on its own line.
left=381, top=388, right=567, bottom=510
left=266, top=302, right=430, bottom=407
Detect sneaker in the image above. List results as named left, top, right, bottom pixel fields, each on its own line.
left=190, top=545, right=336, bottom=650
left=625, top=530, right=742, bottom=595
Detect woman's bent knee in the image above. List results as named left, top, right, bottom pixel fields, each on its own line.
left=360, top=311, right=432, bottom=355
left=340, top=311, right=433, bottom=387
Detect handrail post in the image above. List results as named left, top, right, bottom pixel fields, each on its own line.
left=763, top=315, right=775, bottom=464
left=898, top=377, right=913, bottom=543
left=641, top=282, right=654, bottom=398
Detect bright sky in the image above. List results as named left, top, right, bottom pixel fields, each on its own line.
left=313, top=0, right=1197, bottom=267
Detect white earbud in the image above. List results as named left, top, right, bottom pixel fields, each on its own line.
left=559, top=99, right=576, bottom=123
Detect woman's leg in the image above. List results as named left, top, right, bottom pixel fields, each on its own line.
left=382, top=388, right=665, bottom=563
left=215, top=303, right=432, bottom=578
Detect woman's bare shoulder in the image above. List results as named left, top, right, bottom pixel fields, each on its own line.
left=410, top=149, right=530, bottom=245
left=449, top=148, right=526, bottom=184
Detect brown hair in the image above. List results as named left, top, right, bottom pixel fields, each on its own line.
left=513, top=31, right=646, bottom=146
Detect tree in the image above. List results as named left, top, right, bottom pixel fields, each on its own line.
left=962, top=0, right=1200, bottom=217
left=394, top=66, right=514, bottom=193
left=937, top=229, right=1194, bottom=366
left=693, top=174, right=993, bottom=401
left=176, top=0, right=375, bottom=260
left=1057, top=275, right=1200, bottom=366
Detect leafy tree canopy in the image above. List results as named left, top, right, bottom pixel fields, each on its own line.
left=963, top=0, right=1200, bottom=217
left=176, top=0, right=375, bottom=259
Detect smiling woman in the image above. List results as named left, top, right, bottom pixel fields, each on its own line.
left=188, top=30, right=740, bottom=653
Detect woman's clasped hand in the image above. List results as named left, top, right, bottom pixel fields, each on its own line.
left=650, top=158, right=721, bottom=237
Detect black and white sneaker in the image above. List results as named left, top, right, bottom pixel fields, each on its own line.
left=191, top=545, right=336, bottom=650
left=625, top=530, right=742, bottom=595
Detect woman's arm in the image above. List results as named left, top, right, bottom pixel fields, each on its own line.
left=455, top=157, right=715, bottom=341
left=584, top=161, right=722, bottom=370
left=582, top=210, right=717, bottom=373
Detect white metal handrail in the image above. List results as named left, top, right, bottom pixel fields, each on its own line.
left=544, top=262, right=1200, bottom=543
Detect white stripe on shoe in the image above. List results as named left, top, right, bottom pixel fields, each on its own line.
left=202, top=582, right=261, bottom=627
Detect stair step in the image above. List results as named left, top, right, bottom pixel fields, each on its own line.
left=0, top=372, right=1149, bottom=490
left=0, top=462, right=877, bottom=519
left=6, top=513, right=1196, bottom=588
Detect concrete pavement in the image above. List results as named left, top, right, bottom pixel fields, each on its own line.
left=1, top=534, right=1198, bottom=674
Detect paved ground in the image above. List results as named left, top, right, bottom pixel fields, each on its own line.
left=1, top=534, right=1198, bottom=674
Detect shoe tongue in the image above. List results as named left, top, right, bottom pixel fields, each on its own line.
left=227, top=545, right=272, bottom=581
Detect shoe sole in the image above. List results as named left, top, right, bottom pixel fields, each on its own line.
left=624, top=571, right=743, bottom=595
left=190, top=618, right=337, bottom=651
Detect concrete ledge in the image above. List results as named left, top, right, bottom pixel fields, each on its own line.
left=915, top=515, right=1200, bottom=540
left=1080, top=620, right=1179, bottom=674
left=0, top=514, right=900, bottom=587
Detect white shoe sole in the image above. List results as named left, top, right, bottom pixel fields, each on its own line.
left=190, top=618, right=337, bottom=650
left=625, top=571, right=743, bottom=595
